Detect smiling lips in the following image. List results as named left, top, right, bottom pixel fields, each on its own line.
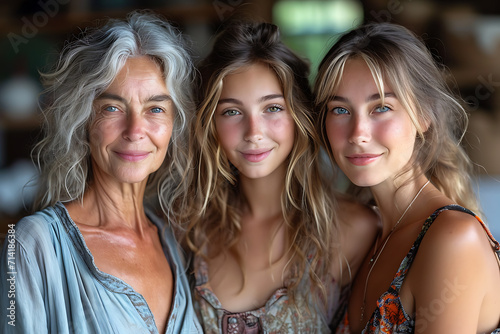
left=241, top=149, right=272, bottom=163
left=115, top=151, right=150, bottom=162
left=346, top=153, right=382, bottom=166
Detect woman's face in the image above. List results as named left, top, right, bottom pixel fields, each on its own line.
left=324, top=58, right=417, bottom=187
left=214, top=62, right=295, bottom=181
left=90, top=56, right=174, bottom=185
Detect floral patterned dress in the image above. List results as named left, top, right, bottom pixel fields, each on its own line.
left=193, top=255, right=346, bottom=333
left=336, top=205, right=500, bottom=334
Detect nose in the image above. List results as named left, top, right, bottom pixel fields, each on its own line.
left=244, top=114, right=263, bottom=143
left=123, top=112, right=146, bottom=141
left=348, top=114, right=371, bottom=144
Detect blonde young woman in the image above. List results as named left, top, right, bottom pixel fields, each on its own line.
left=173, top=21, right=378, bottom=332
left=315, top=22, right=500, bottom=333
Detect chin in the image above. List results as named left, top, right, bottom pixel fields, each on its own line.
left=239, top=169, right=273, bottom=180
left=345, top=175, right=379, bottom=188
left=114, top=169, right=151, bottom=185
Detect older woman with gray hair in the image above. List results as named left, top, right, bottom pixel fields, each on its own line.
left=0, top=11, right=201, bottom=334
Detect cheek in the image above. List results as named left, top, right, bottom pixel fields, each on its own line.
left=270, top=115, right=295, bottom=143
left=400, top=128, right=418, bottom=159
left=379, top=119, right=416, bottom=150
left=325, top=117, right=345, bottom=153
left=146, top=112, right=175, bottom=147
left=153, top=121, right=174, bottom=147
left=215, top=120, right=240, bottom=150
left=88, top=118, right=119, bottom=152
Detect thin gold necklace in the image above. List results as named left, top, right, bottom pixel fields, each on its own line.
left=359, top=180, right=430, bottom=324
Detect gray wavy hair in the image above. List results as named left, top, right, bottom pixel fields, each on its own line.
left=32, top=10, right=195, bottom=213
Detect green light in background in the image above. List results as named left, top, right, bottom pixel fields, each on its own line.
left=274, top=0, right=363, bottom=36
left=273, top=0, right=363, bottom=81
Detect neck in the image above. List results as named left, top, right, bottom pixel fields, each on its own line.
left=66, top=172, right=150, bottom=233
left=370, top=175, right=430, bottom=237
left=236, top=166, right=288, bottom=265
left=238, top=166, right=286, bottom=220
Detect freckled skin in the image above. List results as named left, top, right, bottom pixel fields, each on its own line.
left=206, top=62, right=297, bottom=312
left=325, top=58, right=416, bottom=188
left=90, top=57, right=174, bottom=185
left=325, top=58, right=500, bottom=333
left=66, top=57, right=176, bottom=333
left=214, top=62, right=295, bottom=181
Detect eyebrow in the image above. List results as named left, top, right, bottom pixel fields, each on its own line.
left=218, top=94, right=284, bottom=105
left=330, top=92, right=396, bottom=103
left=96, top=93, right=172, bottom=104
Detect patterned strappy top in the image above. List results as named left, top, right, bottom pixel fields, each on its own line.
left=193, top=255, right=347, bottom=334
left=335, top=204, right=500, bottom=334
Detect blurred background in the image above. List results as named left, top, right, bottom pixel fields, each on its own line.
left=0, top=0, right=499, bottom=236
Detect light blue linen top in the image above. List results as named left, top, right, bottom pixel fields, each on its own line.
left=0, top=202, right=201, bottom=334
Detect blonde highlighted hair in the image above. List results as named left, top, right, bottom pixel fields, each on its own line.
left=314, top=22, right=479, bottom=213
left=176, top=20, right=339, bottom=306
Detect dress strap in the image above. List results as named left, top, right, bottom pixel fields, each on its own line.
left=439, top=205, right=500, bottom=253
left=391, top=204, right=497, bottom=292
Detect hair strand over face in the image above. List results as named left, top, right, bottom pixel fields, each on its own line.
left=33, top=10, right=196, bottom=216
left=174, top=19, right=341, bottom=313
left=314, top=22, right=479, bottom=214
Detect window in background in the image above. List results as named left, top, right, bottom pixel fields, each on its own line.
left=273, top=0, right=363, bottom=81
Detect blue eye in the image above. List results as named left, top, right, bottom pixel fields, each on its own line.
left=267, top=105, right=283, bottom=113
left=375, top=105, right=390, bottom=113
left=332, top=107, right=349, bottom=115
left=223, top=109, right=240, bottom=116
left=104, top=106, right=119, bottom=112
left=151, top=107, right=164, bottom=114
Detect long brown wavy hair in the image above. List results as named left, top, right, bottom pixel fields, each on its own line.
left=314, top=22, right=480, bottom=214
left=174, top=20, right=340, bottom=307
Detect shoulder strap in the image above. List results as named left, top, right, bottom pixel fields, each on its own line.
left=391, top=204, right=499, bottom=291
left=435, top=205, right=500, bottom=253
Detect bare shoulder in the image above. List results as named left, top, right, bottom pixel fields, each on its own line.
left=409, top=207, right=498, bottom=294
left=407, top=208, right=500, bottom=332
left=332, top=196, right=380, bottom=284
left=418, top=208, right=494, bottom=256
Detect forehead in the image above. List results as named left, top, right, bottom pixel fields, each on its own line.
left=220, top=62, right=282, bottom=96
left=111, top=57, right=163, bottom=83
left=101, top=56, right=168, bottom=96
left=334, top=58, right=389, bottom=95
